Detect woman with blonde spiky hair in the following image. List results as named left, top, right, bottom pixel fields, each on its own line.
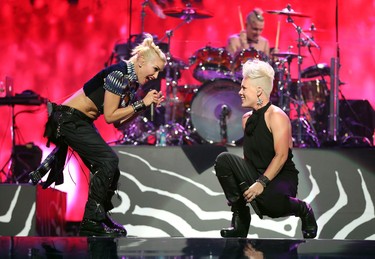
left=29, top=33, right=166, bottom=237
left=214, top=59, right=318, bottom=239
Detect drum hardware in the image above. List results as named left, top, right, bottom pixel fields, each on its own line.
left=118, top=115, right=156, bottom=145
left=219, top=104, right=231, bottom=145
left=160, top=28, right=189, bottom=125
left=153, top=5, right=208, bottom=145
left=0, top=82, right=46, bottom=183
left=267, top=4, right=320, bottom=147
left=272, top=58, right=291, bottom=115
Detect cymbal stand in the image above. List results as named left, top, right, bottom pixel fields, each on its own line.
left=160, top=15, right=192, bottom=123
left=276, top=57, right=290, bottom=115
left=140, top=0, right=150, bottom=34
left=285, top=4, right=320, bottom=147
left=0, top=103, right=17, bottom=183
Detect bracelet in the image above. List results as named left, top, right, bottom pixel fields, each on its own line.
left=131, top=100, right=146, bottom=113
left=256, top=175, right=270, bottom=188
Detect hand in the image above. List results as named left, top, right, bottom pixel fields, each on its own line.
left=243, top=182, right=264, bottom=203
left=143, top=90, right=164, bottom=107
left=155, top=91, right=165, bottom=107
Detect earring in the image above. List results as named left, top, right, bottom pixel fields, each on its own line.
left=257, top=97, right=263, bottom=106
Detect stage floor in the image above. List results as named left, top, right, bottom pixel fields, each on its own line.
left=1, top=236, right=375, bottom=258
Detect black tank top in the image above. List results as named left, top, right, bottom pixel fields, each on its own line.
left=243, top=102, right=297, bottom=174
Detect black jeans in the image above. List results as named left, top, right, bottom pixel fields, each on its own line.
left=215, top=152, right=299, bottom=218
left=49, top=105, right=120, bottom=221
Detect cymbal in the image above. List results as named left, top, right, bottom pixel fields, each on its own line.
left=303, top=27, right=326, bottom=33
left=163, top=7, right=213, bottom=20
left=266, top=7, right=310, bottom=18
left=272, top=51, right=304, bottom=58
left=148, top=0, right=166, bottom=19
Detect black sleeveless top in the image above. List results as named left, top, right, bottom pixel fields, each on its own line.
left=83, top=61, right=139, bottom=114
left=243, top=102, right=297, bottom=174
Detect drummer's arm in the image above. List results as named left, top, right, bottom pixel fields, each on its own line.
left=264, top=39, right=270, bottom=57
left=226, top=34, right=241, bottom=55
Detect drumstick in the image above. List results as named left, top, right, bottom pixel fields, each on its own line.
left=238, top=6, right=245, bottom=31
left=275, top=21, right=280, bottom=50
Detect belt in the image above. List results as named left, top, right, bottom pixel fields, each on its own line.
left=54, top=105, right=94, bottom=123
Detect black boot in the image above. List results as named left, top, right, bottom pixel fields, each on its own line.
left=221, top=199, right=251, bottom=238
left=289, top=197, right=318, bottom=239
left=103, top=213, right=127, bottom=236
left=216, top=173, right=252, bottom=238
left=79, top=218, right=123, bottom=237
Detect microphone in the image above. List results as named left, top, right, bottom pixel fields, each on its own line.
left=150, top=102, right=154, bottom=121
left=221, top=104, right=231, bottom=116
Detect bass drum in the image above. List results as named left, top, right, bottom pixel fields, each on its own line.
left=190, top=79, right=246, bottom=144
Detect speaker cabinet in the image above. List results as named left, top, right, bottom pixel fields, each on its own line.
left=13, top=143, right=42, bottom=183
left=339, top=100, right=374, bottom=144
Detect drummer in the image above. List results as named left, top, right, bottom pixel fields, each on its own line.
left=226, top=8, right=270, bottom=57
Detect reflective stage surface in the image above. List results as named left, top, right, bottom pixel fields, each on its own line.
left=1, top=237, right=375, bottom=258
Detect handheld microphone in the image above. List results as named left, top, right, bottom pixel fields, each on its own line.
left=150, top=102, right=154, bottom=121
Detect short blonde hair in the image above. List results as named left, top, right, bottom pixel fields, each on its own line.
left=131, top=33, right=167, bottom=64
left=242, top=59, right=274, bottom=97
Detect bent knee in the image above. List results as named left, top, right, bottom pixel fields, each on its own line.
left=214, top=152, right=232, bottom=176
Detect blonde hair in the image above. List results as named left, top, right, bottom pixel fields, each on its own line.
left=242, top=59, right=274, bottom=97
left=131, top=33, right=166, bottom=64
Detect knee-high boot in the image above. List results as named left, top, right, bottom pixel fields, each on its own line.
left=289, top=197, right=318, bottom=238
left=217, top=175, right=251, bottom=238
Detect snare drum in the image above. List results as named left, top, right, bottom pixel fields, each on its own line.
left=232, top=48, right=269, bottom=79
left=190, top=46, right=232, bottom=82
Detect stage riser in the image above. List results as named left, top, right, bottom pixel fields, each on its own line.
left=0, top=185, right=66, bottom=236
left=111, top=146, right=375, bottom=240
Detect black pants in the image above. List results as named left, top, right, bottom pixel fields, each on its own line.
left=49, top=105, right=120, bottom=221
left=215, top=152, right=299, bottom=218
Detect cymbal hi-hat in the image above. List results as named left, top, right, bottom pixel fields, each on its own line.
left=272, top=51, right=305, bottom=59
left=303, top=24, right=326, bottom=33
left=163, top=7, right=213, bottom=20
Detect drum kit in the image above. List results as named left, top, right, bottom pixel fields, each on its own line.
left=117, top=3, right=331, bottom=148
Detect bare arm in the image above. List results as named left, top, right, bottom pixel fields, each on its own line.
left=263, top=109, right=291, bottom=181
left=103, top=89, right=163, bottom=125
left=103, top=91, right=134, bottom=124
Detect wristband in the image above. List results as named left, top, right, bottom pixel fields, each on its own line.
left=131, top=100, right=146, bottom=113
left=256, top=174, right=270, bottom=188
